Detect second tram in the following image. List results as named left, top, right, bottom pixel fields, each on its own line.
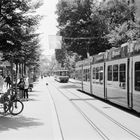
left=54, top=69, right=69, bottom=83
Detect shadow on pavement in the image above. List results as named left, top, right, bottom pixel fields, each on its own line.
left=29, top=93, right=40, bottom=97
left=29, top=90, right=42, bottom=93
left=33, top=82, right=39, bottom=85
left=69, top=98, right=97, bottom=101
left=60, top=84, right=80, bottom=89
left=21, top=98, right=40, bottom=102
left=0, top=115, right=43, bottom=132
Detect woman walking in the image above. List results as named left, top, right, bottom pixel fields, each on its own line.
left=24, top=76, right=29, bottom=101
left=18, top=78, right=25, bottom=99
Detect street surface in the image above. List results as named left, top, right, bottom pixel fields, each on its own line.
left=0, top=77, right=140, bottom=140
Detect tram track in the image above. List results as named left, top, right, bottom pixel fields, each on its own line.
left=47, top=85, right=64, bottom=140
left=50, top=80, right=140, bottom=140
left=49, top=81, right=110, bottom=140
left=66, top=89, right=140, bottom=140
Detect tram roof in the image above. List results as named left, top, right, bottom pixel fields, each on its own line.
left=75, top=40, right=140, bottom=65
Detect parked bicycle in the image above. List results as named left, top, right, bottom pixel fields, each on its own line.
left=0, top=88, right=24, bottom=115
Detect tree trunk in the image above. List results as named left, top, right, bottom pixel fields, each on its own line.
left=22, top=63, right=24, bottom=77
left=15, top=63, right=18, bottom=94
left=10, top=59, right=14, bottom=94
left=24, top=63, right=26, bottom=76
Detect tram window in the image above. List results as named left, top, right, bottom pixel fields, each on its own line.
left=96, top=67, right=99, bottom=79
left=85, top=69, right=87, bottom=81
left=80, top=70, right=82, bottom=80
left=78, top=70, right=80, bottom=80
left=135, top=62, right=140, bottom=91
left=119, top=64, right=126, bottom=89
left=86, top=69, right=89, bottom=81
left=85, top=69, right=87, bottom=74
left=93, top=68, right=96, bottom=79
left=119, top=64, right=126, bottom=82
left=83, top=69, right=86, bottom=81
left=60, top=71, right=66, bottom=76
left=75, top=71, right=77, bottom=79
left=120, top=64, right=126, bottom=71
left=84, top=69, right=86, bottom=75
left=113, top=65, right=118, bottom=81
left=108, top=65, right=112, bottom=81
left=87, top=68, right=90, bottom=81
left=99, top=66, right=103, bottom=82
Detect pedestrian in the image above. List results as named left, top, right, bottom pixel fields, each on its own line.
left=24, top=76, right=29, bottom=101
left=41, top=75, right=43, bottom=79
left=17, top=78, right=25, bottom=99
left=5, top=75, right=11, bottom=88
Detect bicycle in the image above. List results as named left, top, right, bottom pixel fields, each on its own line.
left=0, top=92, right=10, bottom=115
left=0, top=88, right=24, bottom=116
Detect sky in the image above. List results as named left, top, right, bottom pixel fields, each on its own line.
left=36, top=0, right=59, bottom=59
left=35, top=0, right=102, bottom=60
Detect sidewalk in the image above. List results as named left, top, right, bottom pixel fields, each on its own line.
left=0, top=78, right=55, bottom=140
left=47, top=77, right=140, bottom=140
left=0, top=77, right=140, bottom=140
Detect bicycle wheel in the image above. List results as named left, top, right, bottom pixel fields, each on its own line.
left=9, top=100, right=24, bottom=115
left=3, top=96, right=10, bottom=114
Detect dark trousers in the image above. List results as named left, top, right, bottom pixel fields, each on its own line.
left=19, top=89, right=24, bottom=98
left=24, top=89, right=28, bottom=99
left=6, top=82, right=11, bottom=88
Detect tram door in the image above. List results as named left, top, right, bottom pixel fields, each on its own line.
left=75, top=67, right=83, bottom=91
left=106, top=58, right=128, bottom=108
left=82, top=66, right=91, bottom=94
left=131, top=55, right=140, bottom=112
left=91, top=63, right=105, bottom=98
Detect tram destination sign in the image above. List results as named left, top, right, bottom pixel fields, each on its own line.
left=93, top=53, right=105, bottom=63
left=106, top=45, right=129, bottom=61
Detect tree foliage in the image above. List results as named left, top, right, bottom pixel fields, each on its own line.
left=99, top=0, right=140, bottom=47
left=56, top=0, right=111, bottom=59
left=56, top=0, right=140, bottom=67
left=0, top=0, right=42, bottom=68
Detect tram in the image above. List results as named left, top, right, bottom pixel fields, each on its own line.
left=75, top=40, right=140, bottom=113
left=54, top=69, right=69, bottom=83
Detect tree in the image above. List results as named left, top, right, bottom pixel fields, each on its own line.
left=0, top=0, right=42, bottom=87
left=99, top=0, right=139, bottom=47
left=55, top=48, right=66, bottom=67
left=56, top=0, right=111, bottom=59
